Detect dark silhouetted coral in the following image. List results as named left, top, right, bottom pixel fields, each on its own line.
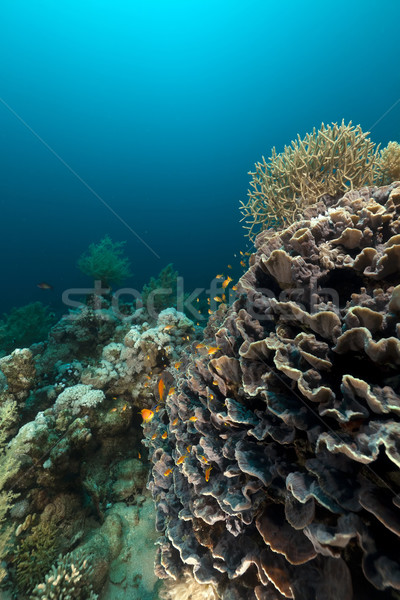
left=147, top=183, right=400, bottom=599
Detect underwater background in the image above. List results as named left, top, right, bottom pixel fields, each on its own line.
left=1, top=0, right=400, bottom=316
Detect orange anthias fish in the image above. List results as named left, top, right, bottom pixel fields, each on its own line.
left=214, top=296, right=223, bottom=302
left=174, top=361, right=182, bottom=369
left=240, top=260, right=246, bottom=267
left=164, top=468, right=173, bottom=477
left=207, top=346, right=220, bottom=355
left=205, top=466, right=213, bottom=482
left=188, top=416, right=197, bottom=422
left=168, top=387, right=176, bottom=396
left=158, top=378, right=166, bottom=402
left=176, top=454, right=187, bottom=465
left=162, top=431, right=168, bottom=439
left=222, top=276, right=233, bottom=289
left=140, top=409, right=154, bottom=423
left=164, top=324, right=174, bottom=331
left=37, top=282, right=53, bottom=290
left=172, top=418, right=178, bottom=426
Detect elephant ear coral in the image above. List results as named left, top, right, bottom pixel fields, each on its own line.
left=147, top=182, right=400, bottom=600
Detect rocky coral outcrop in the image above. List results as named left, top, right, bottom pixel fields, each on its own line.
left=146, top=183, right=400, bottom=600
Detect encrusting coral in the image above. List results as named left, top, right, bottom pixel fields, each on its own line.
left=146, top=182, right=400, bottom=599
left=239, top=121, right=399, bottom=242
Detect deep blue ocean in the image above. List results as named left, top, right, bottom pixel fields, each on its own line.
left=1, top=0, right=399, bottom=317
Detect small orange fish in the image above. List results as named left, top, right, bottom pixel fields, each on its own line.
left=196, top=343, right=206, bottom=349
left=240, top=260, right=246, bottom=267
left=140, top=409, right=154, bottom=422
left=110, top=407, right=117, bottom=413
left=168, top=387, right=176, bottom=396
left=155, top=405, right=162, bottom=413
left=227, top=264, right=232, bottom=269
left=212, top=380, right=218, bottom=385
left=162, top=431, right=168, bottom=439
left=37, top=282, right=53, bottom=290
left=222, top=294, right=226, bottom=301
left=164, top=468, right=173, bottom=477
left=144, top=381, right=149, bottom=387
left=214, top=296, right=223, bottom=302
left=151, top=433, right=157, bottom=440
left=174, top=361, right=182, bottom=369
left=122, top=404, right=127, bottom=411
left=245, top=252, right=250, bottom=256
left=186, top=445, right=191, bottom=453
left=222, top=276, right=233, bottom=289
left=199, top=455, right=208, bottom=464
left=164, top=324, right=174, bottom=331
left=188, top=416, right=197, bottom=422
left=138, top=452, right=141, bottom=459
left=205, top=466, right=213, bottom=482
left=207, top=346, right=220, bottom=355
left=216, top=274, right=223, bottom=279
left=158, top=378, right=166, bottom=401
left=208, top=309, right=213, bottom=315
left=209, top=394, right=214, bottom=400
left=232, top=285, right=237, bottom=291
left=172, top=418, right=178, bottom=426
left=176, top=455, right=187, bottom=465
left=112, top=396, right=118, bottom=400
left=207, top=298, right=210, bottom=304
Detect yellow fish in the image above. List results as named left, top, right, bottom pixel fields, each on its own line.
left=174, top=361, right=182, bottom=369
left=207, top=346, right=220, bottom=355
left=151, top=433, right=157, bottom=440
left=176, top=455, right=187, bottom=465
left=222, top=276, right=233, bottom=289
left=122, top=404, right=127, bottom=412
left=205, top=466, right=213, bottom=482
left=172, top=418, right=178, bottom=426
left=188, top=416, right=197, bottom=422
left=164, top=468, right=173, bottom=477
left=232, top=285, right=237, bottom=291
left=155, top=404, right=162, bottom=413
left=208, top=309, right=213, bottom=315
left=199, top=455, right=208, bottom=464
left=158, top=378, right=166, bottom=402
left=209, top=394, right=214, bottom=400
left=214, top=296, right=223, bottom=302
left=168, top=387, right=176, bottom=396
left=186, top=445, right=191, bottom=453
left=162, top=431, right=168, bottom=439
left=138, top=452, right=141, bottom=459
left=140, top=409, right=154, bottom=423
left=110, top=407, right=117, bottom=413
left=216, top=274, right=223, bottom=279
left=196, top=343, right=206, bottom=349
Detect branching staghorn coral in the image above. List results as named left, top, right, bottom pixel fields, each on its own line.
left=379, top=140, right=400, bottom=183
left=240, top=121, right=381, bottom=241
left=30, top=549, right=98, bottom=599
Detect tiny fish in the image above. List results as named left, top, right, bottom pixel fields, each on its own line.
left=151, top=433, right=157, bottom=440
left=188, top=416, right=197, bottom=422
left=240, top=260, right=246, bottom=267
left=172, top=418, right=178, bottom=426
left=164, top=324, right=174, bottom=331
left=140, top=409, right=154, bottom=423
left=205, top=466, right=213, bottom=482
left=122, top=404, right=127, bottom=411
left=110, top=407, right=117, bottom=413
left=37, top=282, right=53, bottom=290
left=209, top=394, right=214, bottom=400
left=222, top=276, right=233, bottom=289
left=199, top=455, right=208, bottom=464
left=216, top=274, right=223, bottom=279
left=214, top=296, right=223, bottom=302
left=186, top=445, right=191, bottom=453
left=176, top=455, right=187, bottom=465
left=174, top=361, right=182, bottom=369
left=222, top=294, right=226, bottom=301
left=208, top=309, right=213, bottom=314
left=207, top=346, right=220, bottom=355
left=158, top=378, right=166, bottom=401
left=232, top=285, right=237, bottom=291
left=227, top=264, right=232, bottom=269
left=196, top=343, right=206, bottom=349
left=138, top=452, right=141, bottom=459
left=112, top=396, right=118, bottom=400
left=155, top=405, right=162, bottom=413
left=164, top=468, right=173, bottom=477
left=212, top=380, right=218, bottom=385
left=162, top=431, right=168, bottom=439
left=168, top=387, right=176, bottom=396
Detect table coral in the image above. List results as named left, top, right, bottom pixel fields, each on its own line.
left=147, top=183, right=400, bottom=599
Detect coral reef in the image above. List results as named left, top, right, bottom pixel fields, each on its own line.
left=31, top=549, right=98, bottom=599
left=147, top=183, right=400, bottom=599
left=380, top=141, right=400, bottom=183
left=77, top=235, right=132, bottom=286
left=239, top=121, right=384, bottom=241
left=160, top=572, right=219, bottom=600
left=141, top=263, right=182, bottom=315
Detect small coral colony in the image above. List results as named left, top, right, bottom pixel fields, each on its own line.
left=1, top=122, right=400, bottom=600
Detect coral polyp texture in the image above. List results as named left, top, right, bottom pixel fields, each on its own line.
left=147, top=183, right=400, bottom=600
left=239, top=121, right=384, bottom=242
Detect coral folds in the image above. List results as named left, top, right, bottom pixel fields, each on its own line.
left=147, top=183, right=400, bottom=600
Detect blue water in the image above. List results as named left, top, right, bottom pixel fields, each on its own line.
left=1, top=0, right=399, bottom=316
